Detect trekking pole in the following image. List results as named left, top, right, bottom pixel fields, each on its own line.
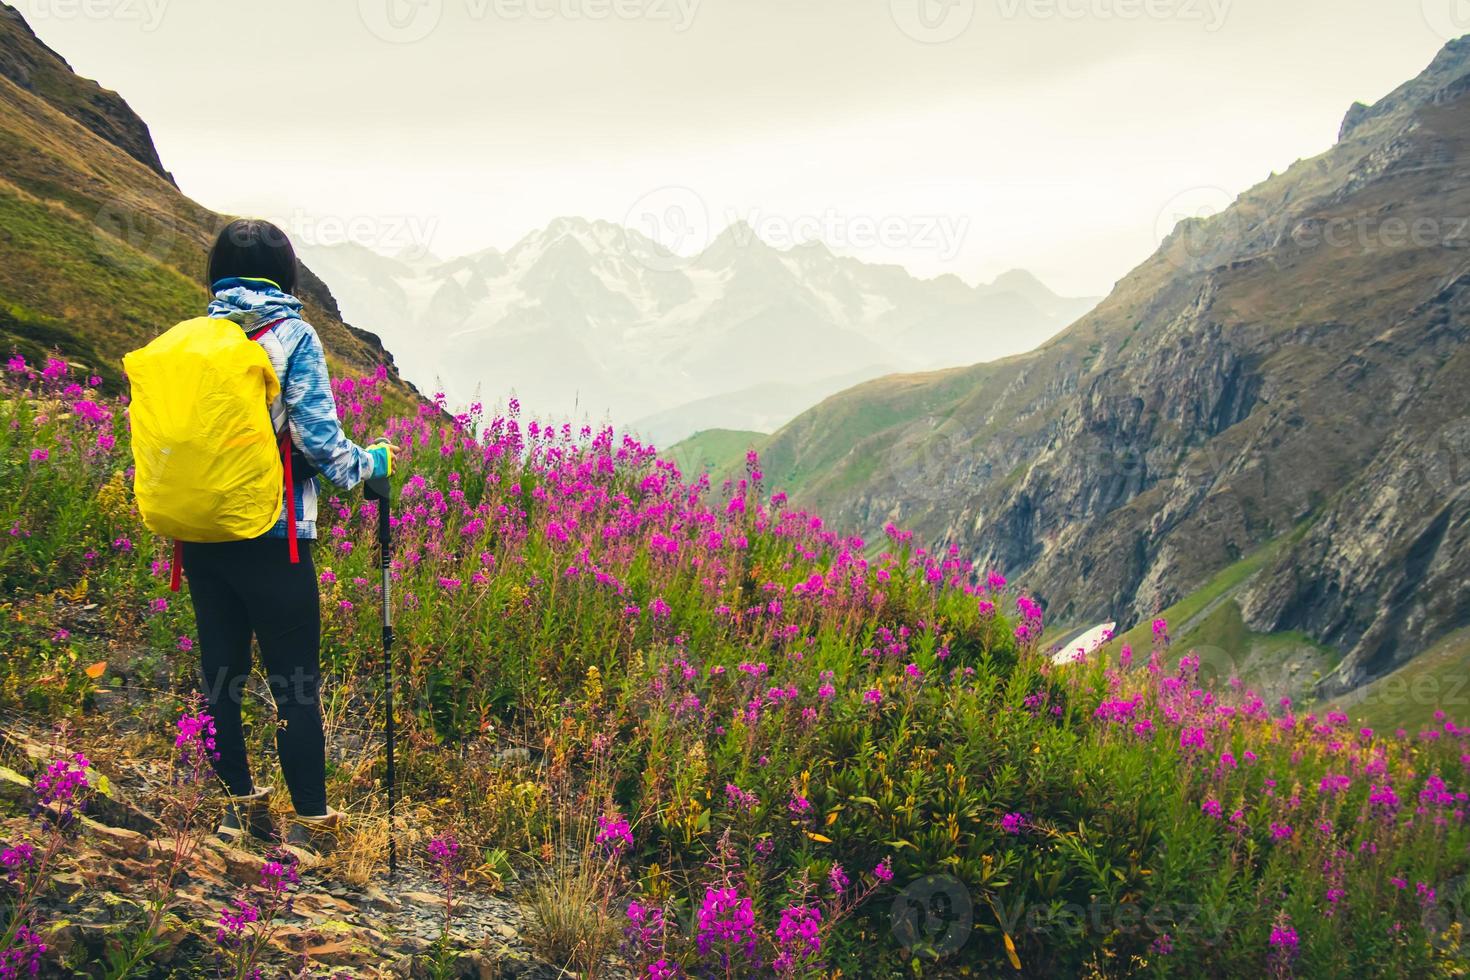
left=364, top=472, right=396, bottom=878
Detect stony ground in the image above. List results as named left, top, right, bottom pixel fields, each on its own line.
left=0, top=723, right=581, bottom=979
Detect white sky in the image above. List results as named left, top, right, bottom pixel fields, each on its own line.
left=15, top=0, right=1459, bottom=296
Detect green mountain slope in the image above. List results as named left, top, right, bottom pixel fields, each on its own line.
left=754, top=38, right=1470, bottom=701
left=0, top=2, right=417, bottom=395
left=666, top=428, right=768, bottom=481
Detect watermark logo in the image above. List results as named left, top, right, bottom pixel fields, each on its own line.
left=1190, top=644, right=1241, bottom=690
left=623, top=186, right=713, bottom=273
left=93, top=199, right=177, bottom=267
left=890, top=0, right=976, bottom=43
left=891, top=423, right=972, bottom=504
left=359, top=0, right=444, bottom=43
left=1154, top=185, right=1240, bottom=273
left=1422, top=0, right=1470, bottom=41
left=17, top=0, right=169, bottom=31
left=891, top=874, right=974, bottom=956
left=1424, top=875, right=1470, bottom=952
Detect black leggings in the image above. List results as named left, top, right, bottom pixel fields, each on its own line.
left=181, top=536, right=327, bottom=816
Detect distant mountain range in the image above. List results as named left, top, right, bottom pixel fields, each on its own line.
left=300, top=225, right=1097, bottom=445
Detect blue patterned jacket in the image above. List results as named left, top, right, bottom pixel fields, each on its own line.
left=207, top=278, right=384, bottom=540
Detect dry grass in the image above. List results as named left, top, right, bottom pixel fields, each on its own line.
left=525, top=857, right=621, bottom=977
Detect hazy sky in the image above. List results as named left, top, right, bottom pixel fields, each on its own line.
left=16, top=0, right=1458, bottom=295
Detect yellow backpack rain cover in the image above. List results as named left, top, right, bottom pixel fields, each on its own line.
left=124, top=316, right=283, bottom=542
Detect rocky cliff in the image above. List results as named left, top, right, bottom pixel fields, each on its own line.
left=756, top=38, right=1470, bottom=697
left=0, top=3, right=171, bottom=181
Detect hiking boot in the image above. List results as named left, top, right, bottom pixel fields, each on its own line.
left=219, top=785, right=276, bottom=843
left=284, top=808, right=344, bottom=857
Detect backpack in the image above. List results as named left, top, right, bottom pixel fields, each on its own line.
left=124, top=316, right=301, bottom=591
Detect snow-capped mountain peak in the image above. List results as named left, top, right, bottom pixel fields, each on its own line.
left=300, top=217, right=1099, bottom=443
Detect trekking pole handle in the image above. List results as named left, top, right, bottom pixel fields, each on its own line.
left=365, top=477, right=391, bottom=540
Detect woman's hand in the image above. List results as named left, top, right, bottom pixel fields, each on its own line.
left=367, top=439, right=401, bottom=478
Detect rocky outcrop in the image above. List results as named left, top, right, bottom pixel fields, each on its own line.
left=1239, top=273, right=1470, bottom=693
left=0, top=2, right=172, bottom=182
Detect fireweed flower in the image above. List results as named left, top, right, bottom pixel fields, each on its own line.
left=725, top=784, right=758, bottom=812
left=175, top=705, right=220, bottom=778
left=0, top=925, right=48, bottom=976
left=596, top=814, right=634, bottom=857
left=1269, top=914, right=1299, bottom=962
left=259, top=855, right=300, bottom=896
left=1, top=842, right=38, bottom=879
left=1178, top=726, right=1207, bottom=754
left=694, top=885, right=758, bottom=960
left=1369, top=784, right=1401, bottom=814
left=216, top=898, right=259, bottom=945
left=1000, top=812, right=1027, bottom=834
left=34, top=752, right=90, bottom=820
left=828, top=864, right=849, bottom=895
left=428, top=834, right=461, bottom=867
left=773, top=904, right=822, bottom=973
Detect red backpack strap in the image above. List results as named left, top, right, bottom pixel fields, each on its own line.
left=281, top=431, right=299, bottom=565
left=170, top=539, right=183, bottom=592
left=247, top=317, right=287, bottom=342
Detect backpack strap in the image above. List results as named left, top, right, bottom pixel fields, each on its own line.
left=250, top=318, right=300, bottom=565
left=247, top=317, right=287, bottom=342
left=170, top=539, right=183, bottom=593
left=281, top=430, right=299, bottom=565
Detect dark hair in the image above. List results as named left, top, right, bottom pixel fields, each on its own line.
left=207, top=219, right=298, bottom=295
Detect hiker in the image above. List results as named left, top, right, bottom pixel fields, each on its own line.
left=177, top=219, right=398, bottom=851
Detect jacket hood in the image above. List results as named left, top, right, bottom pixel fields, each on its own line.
left=207, top=278, right=304, bottom=331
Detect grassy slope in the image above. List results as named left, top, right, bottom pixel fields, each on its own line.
left=1329, top=627, right=1470, bottom=732
left=666, top=428, right=768, bottom=481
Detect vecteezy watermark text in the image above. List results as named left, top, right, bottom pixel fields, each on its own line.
left=621, top=186, right=972, bottom=272
left=995, top=0, right=1230, bottom=31
left=890, top=0, right=1229, bottom=44
left=358, top=0, right=700, bottom=43
left=17, top=0, right=169, bottom=30
left=735, top=208, right=971, bottom=262
left=277, top=209, right=441, bottom=259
